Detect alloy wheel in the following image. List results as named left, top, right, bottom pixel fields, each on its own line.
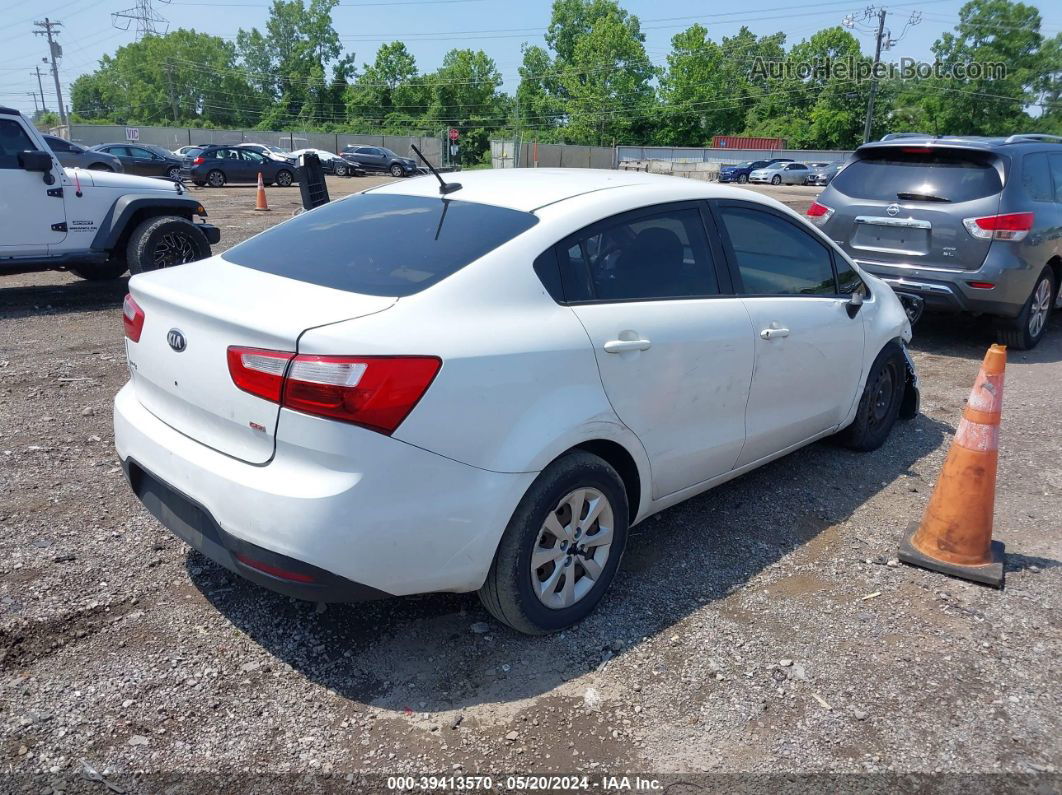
left=207, top=170, right=224, bottom=187
left=277, top=170, right=293, bottom=187
left=166, top=166, right=180, bottom=180
left=1029, top=277, right=1052, bottom=339
left=152, top=231, right=198, bottom=269
left=531, top=488, right=614, bottom=610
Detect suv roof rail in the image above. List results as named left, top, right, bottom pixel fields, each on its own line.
left=0, top=106, right=20, bottom=115
left=1003, top=133, right=1062, bottom=144
left=880, top=132, right=935, bottom=141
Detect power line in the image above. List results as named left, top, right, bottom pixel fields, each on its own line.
left=112, top=0, right=171, bottom=38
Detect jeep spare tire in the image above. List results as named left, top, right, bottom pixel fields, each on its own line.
left=126, top=216, right=211, bottom=275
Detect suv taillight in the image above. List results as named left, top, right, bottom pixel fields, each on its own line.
left=962, top=211, right=1034, bottom=241
left=806, top=201, right=834, bottom=226
left=123, top=294, right=145, bottom=342
left=192, top=156, right=204, bottom=165
left=227, top=347, right=441, bottom=435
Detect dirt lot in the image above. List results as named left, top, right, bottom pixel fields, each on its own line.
left=1, top=175, right=1060, bottom=793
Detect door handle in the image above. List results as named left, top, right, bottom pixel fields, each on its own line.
left=760, top=327, right=790, bottom=340
left=603, top=338, right=652, bottom=353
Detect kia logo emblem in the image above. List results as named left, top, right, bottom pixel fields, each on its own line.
left=886, top=203, right=900, bottom=217
left=167, top=328, right=187, bottom=353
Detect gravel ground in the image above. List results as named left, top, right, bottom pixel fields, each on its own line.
left=0, top=176, right=1059, bottom=794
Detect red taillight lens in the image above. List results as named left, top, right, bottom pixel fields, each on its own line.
left=192, top=156, right=204, bottom=165
left=227, top=347, right=441, bottom=435
left=967, top=281, right=996, bottom=289
left=963, top=212, right=1034, bottom=241
left=123, top=294, right=145, bottom=342
left=806, top=201, right=834, bottom=225
left=234, top=552, right=316, bottom=583
left=227, top=347, right=294, bottom=402
left=901, top=147, right=933, bottom=153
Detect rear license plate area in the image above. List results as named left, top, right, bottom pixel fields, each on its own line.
left=852, top=218, right=930, bottom=255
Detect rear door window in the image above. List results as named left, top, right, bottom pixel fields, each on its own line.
left=1049, top=154, right=1062, bottom=202
left=222, top=193, right=538, bottom=297
left=830, top=148, right=1002, bottom=202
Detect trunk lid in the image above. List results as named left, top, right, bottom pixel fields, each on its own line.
left=822, top=145, right=1004, bottom=271
left=126, top=257, right=396, bottom=464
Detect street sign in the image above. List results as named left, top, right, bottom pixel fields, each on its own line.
left=125, top=127, right=140, bottom=142
left=448, top=128, right=459, bottom=141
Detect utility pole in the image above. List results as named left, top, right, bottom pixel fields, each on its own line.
left=27, top=92, right=40, bottom=115
left=33, top=18, right=68, bottom=127
left=33, top=65, right=48, bottom=113
left=862, top=7, right=887, bottom=144
left=165, top=63, right=179, bottom=121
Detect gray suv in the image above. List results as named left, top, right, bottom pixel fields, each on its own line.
left=809, top=134, right=1062, bottom=349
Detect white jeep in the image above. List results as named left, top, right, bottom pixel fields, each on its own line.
left=0, top=106, right=219, bottom=281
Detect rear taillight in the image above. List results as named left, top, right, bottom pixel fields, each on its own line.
left=227, top=347, right=440, bottom=435
left=123, top=294, right=145, bottom=342
left=806, top=201, right=834, bottom=226
left=192, top=156, right=204, bottom=165
left=962, top=212, right=1034, bottom=241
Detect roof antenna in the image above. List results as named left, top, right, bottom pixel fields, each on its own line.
left=411, top=144, right=462, bottom=195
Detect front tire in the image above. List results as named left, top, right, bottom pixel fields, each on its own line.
left=126, top=216, right=211, bottom=275
left=479, top=451, right=629, bottom=635
left=996, top=266, right=1054, bottom=350
left=737, top=174, right=748, bottom=184
left=390, top=163, right=405, bottom=178
left=87, top=163, right=114, bottom=172
left=334, top=161, right=348, bottom=177
left=275, top=169, right=294, bottom=187
left=835, top=341, right=906, bottom=452
left=771, top=175, right=781, bottom=185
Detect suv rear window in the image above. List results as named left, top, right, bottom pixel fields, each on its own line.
left=830, top=148, right=1002, bottom=203
left=222, top=193, right=539, bottom=296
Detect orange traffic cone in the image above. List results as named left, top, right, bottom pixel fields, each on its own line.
left=898, top=344, right=1007, bottom=586
left=254, top=172, right=270, bottom=212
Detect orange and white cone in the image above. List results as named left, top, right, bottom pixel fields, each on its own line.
left=254, top=172, right=270, bottom=212
left=898, top=344, right=1007, bottom=586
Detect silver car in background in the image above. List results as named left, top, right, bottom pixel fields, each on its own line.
left=41, top=134, right=124, bottom=172
left=804, top=162, right=842, bottom=186
left=749, top=161, right=811, bottom=185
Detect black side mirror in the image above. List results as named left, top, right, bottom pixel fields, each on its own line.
left=846, top=291, right=864, bottom=319
left=18, top=150, right=55, bottom=184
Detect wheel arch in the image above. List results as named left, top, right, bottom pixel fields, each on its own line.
left=91, top=196, right=204, bottom=256
left=1047, top=255, right=1061, bottom=303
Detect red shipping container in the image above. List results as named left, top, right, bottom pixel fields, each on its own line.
left=711, top=135, right=786, bottom=150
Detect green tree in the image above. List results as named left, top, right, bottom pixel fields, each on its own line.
left=516, top=44, right=565, bottom=140
left=69, top=29, right=259, bottom=125
left=236, top=0, right=354, bottom=128
left=346, top=42, right=429, bottom=131
left=424, top=48, right=505, bottom=164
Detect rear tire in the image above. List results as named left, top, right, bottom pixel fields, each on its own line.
left=87, top=163, right=114, bottom=172
left=126, top=216, right=211, bottom=275
left=166, top=166, right=181, bottom=181
left=206, top=169, right=225, bottom=188
left=996, top=267, right=1054, bottom=350
left=478, top=451, right=629, bottom=635
left=69, top=258, right=127, bottom=281
left=835, top=341, right=906, bottom=452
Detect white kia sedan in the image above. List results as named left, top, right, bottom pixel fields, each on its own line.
left=114, top=169, right=918, bottom=635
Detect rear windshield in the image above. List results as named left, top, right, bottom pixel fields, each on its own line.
left=222, top=193, right=539, bottom=296
left=831, top=148, right=1002, bottom=202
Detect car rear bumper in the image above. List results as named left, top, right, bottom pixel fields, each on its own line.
left=113, top=383, right=535, bottom=600
left=853, top=248, right=1041, bottom=319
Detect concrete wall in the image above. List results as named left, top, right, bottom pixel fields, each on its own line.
left=618, top=159, right=721, bottom=182
left=492, top=140, right=615, bottom=170
left=60, top=124, right=441, bottom=161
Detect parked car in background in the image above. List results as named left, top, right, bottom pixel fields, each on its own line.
left=809, top=133, right=1062, bottom=349
left=718, top=159, right=792, bottom=184
left=749, top=161, right=810, bottom=185
left=41, top=134, right=124, bottom=172
left=288, top=148, right=363, bottom=177
left=238, top=143, right=294, bottom=163
left=90, top=143, right=184, bottom=180
left=340, top=145, right=418, bottom=177
left=114, top=169, right=917, bottom=635
left=804, top=162, right=842, bottom=186
left=182, top=144, right=299, bottom=187
left=174, top=145, right=207, bottom=158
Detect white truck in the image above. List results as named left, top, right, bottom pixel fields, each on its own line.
left=0, top=106, right=219, bottom=281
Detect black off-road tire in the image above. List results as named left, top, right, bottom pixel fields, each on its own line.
left=69, top=257, right=127, bottom=281
left=126, top=216, right=211, bottom=275
left=996, top=266, right=1055, bottom=351
left=835, top=341, right=907, bottom=452
left=478, top=451, right=629, bottom=635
